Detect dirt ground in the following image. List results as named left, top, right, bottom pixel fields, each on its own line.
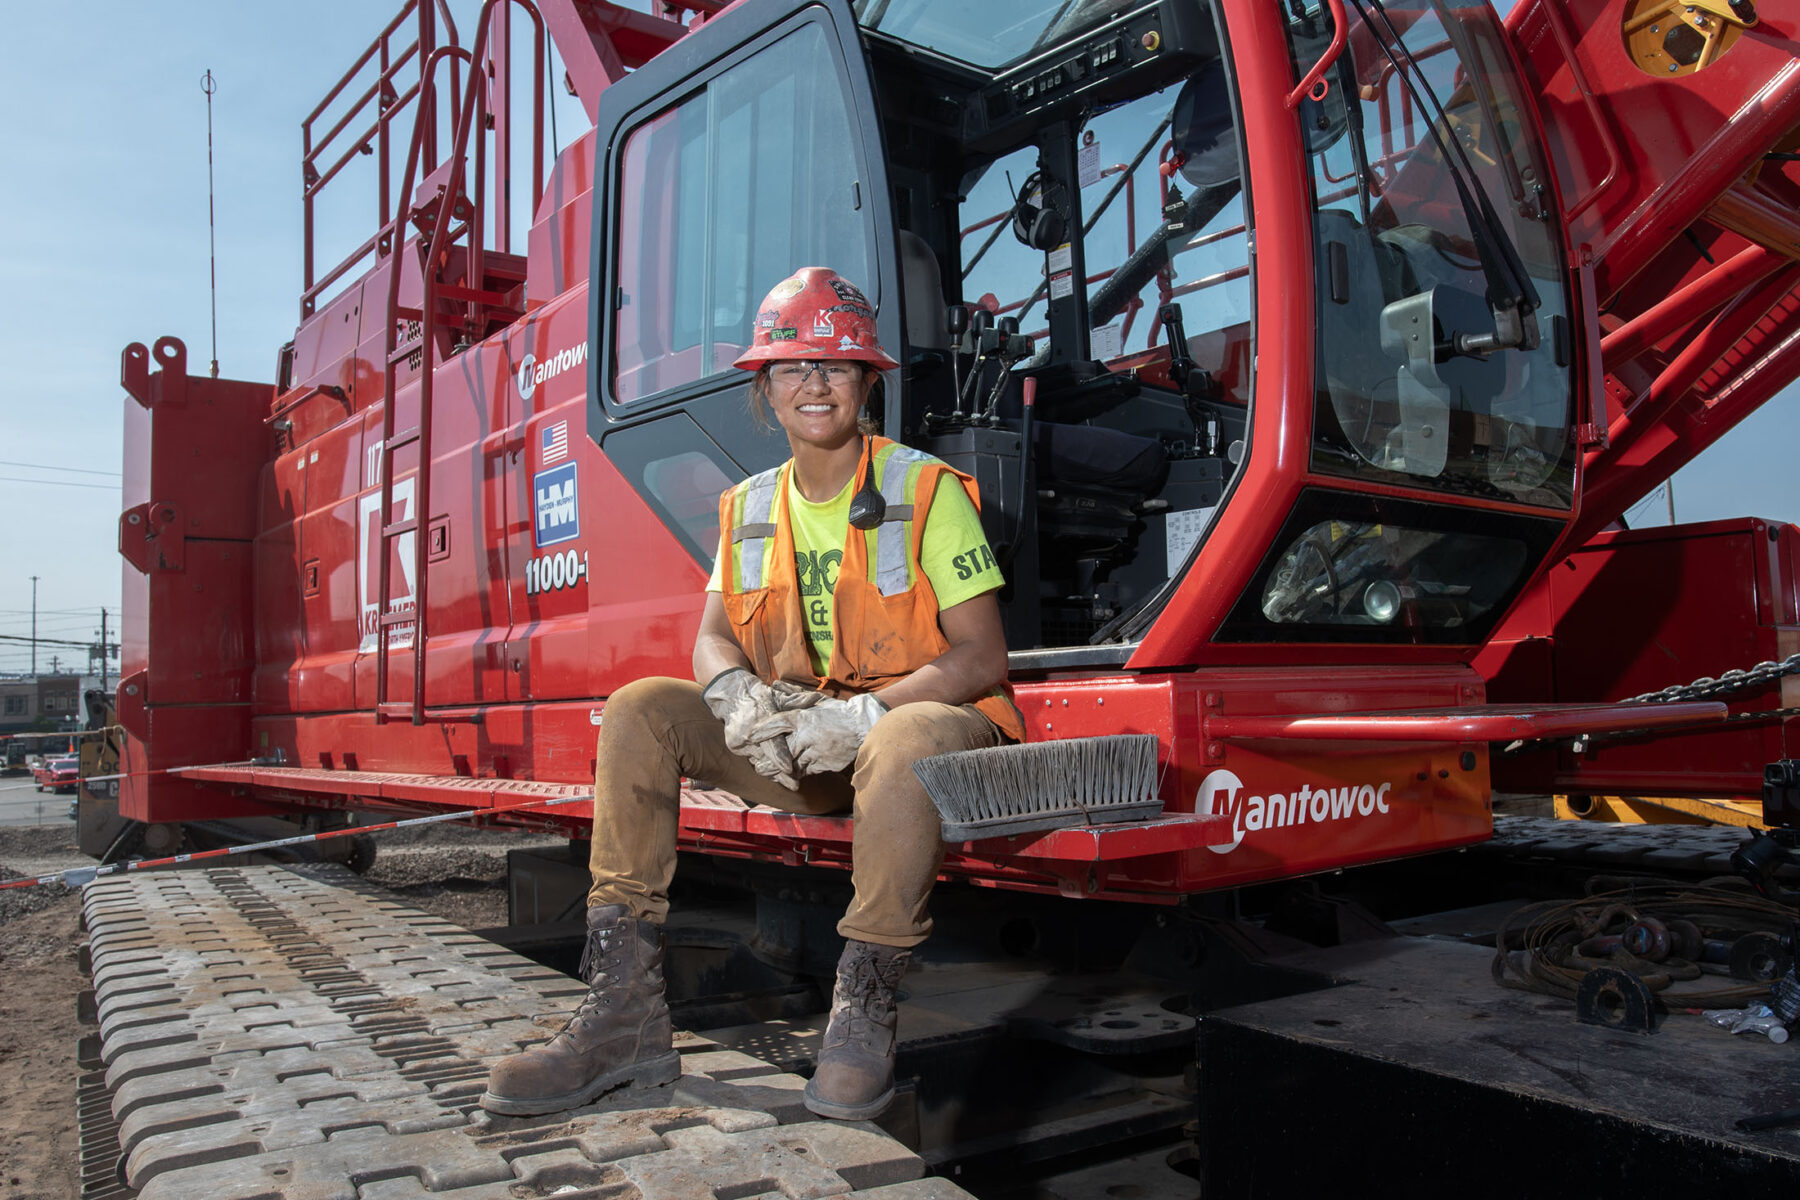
left=0, top=826, right=86, bottom=1200
left=0, top=821, right=552, bottom=1200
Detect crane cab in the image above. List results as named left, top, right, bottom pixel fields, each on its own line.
left=586, top=0, right=1580, bottom=672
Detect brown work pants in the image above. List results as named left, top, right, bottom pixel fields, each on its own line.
left=587, top=677, right=1005, bottom=947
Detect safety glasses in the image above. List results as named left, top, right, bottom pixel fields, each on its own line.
left=770, top=361, right=863, bottom=389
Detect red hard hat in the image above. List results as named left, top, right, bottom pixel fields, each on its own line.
left=733, top=267, right=899, bottom=371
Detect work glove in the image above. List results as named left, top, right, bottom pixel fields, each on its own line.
left=701, top=669, right=824, bottom=789
left=760, top=693, right=888, bottom=777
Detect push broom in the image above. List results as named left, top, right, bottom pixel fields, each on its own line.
left=912, top=734, right=1164, bottom=841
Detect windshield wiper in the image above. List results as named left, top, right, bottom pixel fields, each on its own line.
left=1349, top=0, right=1540, bottom=355
left=1024, top=0, right=1085, bottom=56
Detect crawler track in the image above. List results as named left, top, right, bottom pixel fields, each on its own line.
left=1484, top=814, right=1786, bottom=879
left=80, top=864, right=963, bottom=1200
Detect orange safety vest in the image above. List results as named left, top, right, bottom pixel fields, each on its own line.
left=716, top=436, right=1025, bottom=743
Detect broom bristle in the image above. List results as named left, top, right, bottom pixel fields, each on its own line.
left=911, top=734, right=1163, bottom=841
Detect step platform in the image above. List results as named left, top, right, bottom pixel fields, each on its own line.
left=79, top=863, right=968, bottom=1200
left=1198, top=935, right=1800, bottom=1197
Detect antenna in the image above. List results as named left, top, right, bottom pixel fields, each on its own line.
left=203, top=69, right=220, bottom=379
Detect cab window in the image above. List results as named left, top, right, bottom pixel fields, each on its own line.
left=611, top=22, right=876, bottom=404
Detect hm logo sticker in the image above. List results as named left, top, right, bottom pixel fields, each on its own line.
left=534, top=463, right=580, bottom=547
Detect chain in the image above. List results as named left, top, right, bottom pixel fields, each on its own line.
left=1618, top=652, right=1800, bottom=706
left=1494, top=652, right=1800, bottom=757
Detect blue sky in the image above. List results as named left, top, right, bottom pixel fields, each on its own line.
left=0, top=1, right=1792, bottom=675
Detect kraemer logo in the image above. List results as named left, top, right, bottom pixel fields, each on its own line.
left=534, top=462, right=579, bottom=547
left=516, top=341, right=588, bottom=401
left=1196, top=768, right=1393, bottom=855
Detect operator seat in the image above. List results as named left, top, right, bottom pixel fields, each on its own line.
left=896, top=230, right=956, bottom=416
left=898, top=231, right=950, bottom=353
left=1313, top=207, right=1413, bottom=467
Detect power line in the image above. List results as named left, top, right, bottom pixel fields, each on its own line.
left=0, top=476, right=119, bottom=491
left=0, top=460, right=120, bottom=478
left=0, top=608, right=107, bottom=615
left=0, top=633, right=98, bottom=649
left=1623, top=483, right=1668, bottom=523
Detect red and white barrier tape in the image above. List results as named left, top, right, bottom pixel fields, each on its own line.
left=80, top=759, right=260, bottom=785
left=0, top=727, right=113, bottom=742
left=0, top=793, right=594, bottom=892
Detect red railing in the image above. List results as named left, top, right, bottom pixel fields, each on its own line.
left=367, top=0, right=548, bottom=724
left=302, top=1, right=462, bottom=318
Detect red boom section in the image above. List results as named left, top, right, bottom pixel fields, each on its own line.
left=1482, top=1, right=1800, bottom=793
left=1506, top=0, right=1800, bottom=542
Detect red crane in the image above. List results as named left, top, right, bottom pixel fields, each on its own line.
left=108, top=0, right=1796, bottom=901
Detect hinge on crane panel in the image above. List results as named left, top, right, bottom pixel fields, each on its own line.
left=1577, top=421, right=1608, bottom=449
left=1201, top=691, right=1226, bottom=764
left=118, top=502, right=186, bottom=574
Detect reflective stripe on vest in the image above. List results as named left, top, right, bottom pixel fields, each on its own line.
left=730, top=465, right=783, bottom=591
left=728, top=446, right=929, bottom=596
left=870, top=444, right=929, bottom=597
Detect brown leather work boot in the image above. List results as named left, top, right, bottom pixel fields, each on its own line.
left=481, top=904, right=680, bottom=1115
left=803, top=939, right=912, bottom=1121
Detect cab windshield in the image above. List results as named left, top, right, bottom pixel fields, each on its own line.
left=854, top=0, right=1135, bottom=70
left=1294, top=0, right=1575, bottom=508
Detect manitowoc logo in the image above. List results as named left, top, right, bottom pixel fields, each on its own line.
left=516, top=341, right=587, bottom=401
left=1197, top=769, right=1393, bottom=854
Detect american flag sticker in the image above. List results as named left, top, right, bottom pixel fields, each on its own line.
left=542, top=421, right=569, bottom=465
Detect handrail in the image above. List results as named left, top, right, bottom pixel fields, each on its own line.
left=1534, top=0, right=1620, bottom=221
left=301, top=1, right=465, bottom=317
left=375, top=0, right=546, bottom=724
left=374, top=40, right=471, bottom=726
left=1287, top=0, right=1348, bottom=111
left=306, top=71, right=426, bottom=204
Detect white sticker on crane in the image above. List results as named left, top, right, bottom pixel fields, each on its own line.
left=1092, top=323, right=1122, bottom=362
left=1078, top=132, right=1102, bottom=187
left=1165, top=505, right=1215, bottom=572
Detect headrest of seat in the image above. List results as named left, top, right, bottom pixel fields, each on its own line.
left=898, top=231, right=949, bottom=353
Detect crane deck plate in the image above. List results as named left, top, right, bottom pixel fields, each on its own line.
left=1197, top=936, right=1800, bottom=1193
left=1484, top=814, right=1788, bottom=879
left=80, top=864, right=967, bottom=1200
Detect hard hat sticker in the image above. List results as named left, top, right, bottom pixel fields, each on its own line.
left=827, top=278, right=870, bottom=307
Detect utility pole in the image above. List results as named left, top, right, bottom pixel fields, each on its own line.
left=30, top=575, right=38, bottom=676
left=50, top=654, right=61, bottom=675
left=98, top=607, right=110, bottom=692
left=1666, top=478, right=1677, bottom=526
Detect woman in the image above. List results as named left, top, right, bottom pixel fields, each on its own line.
left=482, top=267, right=1023, bottom=1122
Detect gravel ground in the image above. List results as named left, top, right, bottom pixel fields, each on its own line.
left=361, top=824, right=568, bottom=928
left=0, top=820, right=574, bottom=1200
